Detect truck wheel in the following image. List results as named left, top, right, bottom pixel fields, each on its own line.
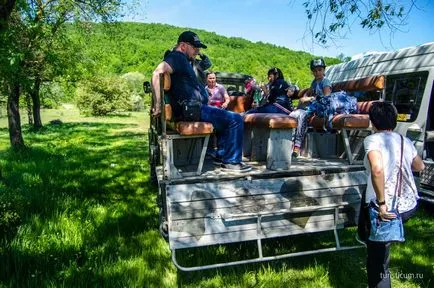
left=148, top=131, right=160, bottom=186
left=159, top=209, right=169, bottom=241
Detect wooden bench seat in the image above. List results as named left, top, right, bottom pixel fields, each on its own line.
left=155, top=73, right=214, bottom=180
left=243, top=113, right=297, bottom=170
left=166, top=121, right=213, bottom=136
left=308, top=101, right=373, bottom=130
left=244, top=113, right=298, bottom=129
left=332, top=75, right=384, bottom=92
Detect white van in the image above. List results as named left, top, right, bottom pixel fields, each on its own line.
left=326, top=42, right=434, bottom=202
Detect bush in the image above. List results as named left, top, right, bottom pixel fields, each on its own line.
left=121, top=72, right=147, bottom=111
left=40, top=79, right=77, bottom=108
left=75, top=76, right=131, bottom=116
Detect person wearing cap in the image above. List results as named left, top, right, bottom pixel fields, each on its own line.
left=310, top=58, right=331, bottom=98
left=164, top=48, right=212, bottom=86
left=245, top=67, right=309, bottom=157
left=151, top=31, right=251, bottom=172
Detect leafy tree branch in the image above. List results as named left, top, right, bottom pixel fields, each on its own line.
left=298, top=0, right=418, bottom=46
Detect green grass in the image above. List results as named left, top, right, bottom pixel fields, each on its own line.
left=0, top=106, right=433, bottom=287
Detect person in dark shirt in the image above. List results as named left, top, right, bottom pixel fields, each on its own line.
left=151, top=31, right=251, bottom=172
left=245, top=67, right=309, bottom=157
left=163, top=49, right=212, bottom=86
left=246, top=67, right=290, bottom=113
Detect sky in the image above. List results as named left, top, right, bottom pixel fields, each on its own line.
left=121, top=0, right=434, bottom=58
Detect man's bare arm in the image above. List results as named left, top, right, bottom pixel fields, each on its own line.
left=151, top=61, right=173, bottom=117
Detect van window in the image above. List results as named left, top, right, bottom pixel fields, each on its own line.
left=385, top=71, right=428, bottom=122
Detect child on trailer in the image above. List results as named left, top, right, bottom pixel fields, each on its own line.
left=307, top=59, right=358, bottom=130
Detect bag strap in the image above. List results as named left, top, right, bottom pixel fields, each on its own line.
left=398, top=135, right=404, bottom=197
left=272, top=102, right=292, bottom=114
left=392, top=134, right=404, bottom=209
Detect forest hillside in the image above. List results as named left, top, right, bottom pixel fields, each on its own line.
left=72, top=22, right=340, bottom=87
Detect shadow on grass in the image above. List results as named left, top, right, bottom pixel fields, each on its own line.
left=175, top=204, right=434, bottom=288
left=1, top=121, right=433, bottom=287
left=0, top=122, right=173, bottom=287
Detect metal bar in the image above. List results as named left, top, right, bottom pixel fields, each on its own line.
left=186, top=138, right=196, bottom=166
left=257, top=215, right=263, bottom=258
left=197, top=135, right=210, bottom=175
left=159, top=74, right=166, bottom=136
left=166, top=138, right=182, bottom=179
left=162, top=139, right=169, bottom=179
left=333, top=207, right=341, bottom=249
left=341, top=129, right=354, bottom=165
left=167, top=134, right=210, bottom=140
left=222, top=203, right=348, bottom=221
left=171, top=245, right=363, bottom=272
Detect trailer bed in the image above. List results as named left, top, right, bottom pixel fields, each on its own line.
left=155, top=157, right=366, bottom=270
left=156, top=157, right=365, bottom=184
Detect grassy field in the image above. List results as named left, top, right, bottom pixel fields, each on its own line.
left=0, top=107, right=433, bottom=287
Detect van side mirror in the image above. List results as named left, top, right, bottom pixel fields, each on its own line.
left=143, top=81, right=152, bottom=94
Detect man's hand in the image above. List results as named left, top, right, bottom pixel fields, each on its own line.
left=378, top=204, right=397, bottom=222
left=152, top=106, right=161, bottom=117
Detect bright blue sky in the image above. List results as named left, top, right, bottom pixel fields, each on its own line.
left=122, top=0, right=434, bottom=58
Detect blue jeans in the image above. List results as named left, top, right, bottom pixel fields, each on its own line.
left=245, top=103, right=282, bottom=114
left=201, top=105, right=243, bottom=164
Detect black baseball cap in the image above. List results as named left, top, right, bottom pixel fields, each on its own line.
left=177, top=31, right=207, bottom=49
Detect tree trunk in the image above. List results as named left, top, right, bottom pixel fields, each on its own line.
left=30, top=76, right=42, bottom=129
left=0, top=0, right=16, bottom=32
left=7, top=82, right=24, bottom=149
left=26, top=94, right=33, bottom=125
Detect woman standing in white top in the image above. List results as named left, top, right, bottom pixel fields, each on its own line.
left=363, top=101, right=424, bottom=288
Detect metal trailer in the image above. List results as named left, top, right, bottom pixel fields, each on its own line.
left=146, top=72, right=368, bottom=271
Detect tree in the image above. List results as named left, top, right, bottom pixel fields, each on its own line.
left=0, top=0, right=16, bottom=31
left=299, top=0, right=417, bottom=46
left=0, top=0, right=124, bottom=149
left=337, top=53, right=351, bottom=62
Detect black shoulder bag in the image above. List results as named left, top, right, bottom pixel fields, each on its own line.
left=180, top=99, right=202, bottom=121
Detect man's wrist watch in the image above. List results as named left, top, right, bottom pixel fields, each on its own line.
left=376, top=200, right=386, bottom=206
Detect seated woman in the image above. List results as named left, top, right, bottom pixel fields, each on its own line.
left=206, top=71, right=230, bottom=109
left=245, top=67, right=309, bottom=157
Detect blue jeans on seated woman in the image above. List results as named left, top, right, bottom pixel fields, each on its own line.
left=200, top=105, right=244, bottom=164
left=245, top=103, right=283, bottom=114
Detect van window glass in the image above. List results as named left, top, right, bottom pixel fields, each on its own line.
left=385, top=71, right=428, bottom=122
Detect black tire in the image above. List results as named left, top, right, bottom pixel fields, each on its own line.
left=148, top=129, right=160, bottom=186
left=158, top=208, right=169, bottom=241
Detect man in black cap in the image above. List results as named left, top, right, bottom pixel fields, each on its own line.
left=151, top=31, right=251, bottom=172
